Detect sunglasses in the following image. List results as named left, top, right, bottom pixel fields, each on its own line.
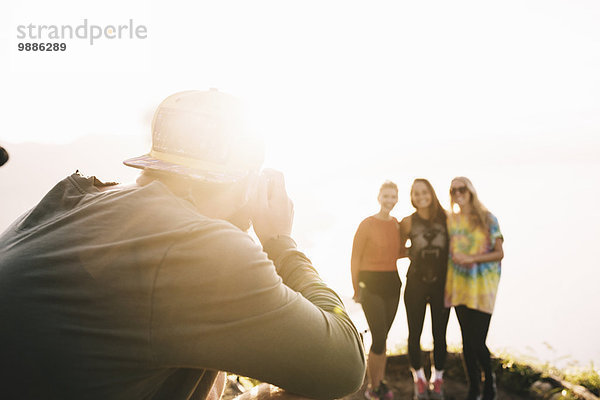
left=450, top=186, right=468, bottom=196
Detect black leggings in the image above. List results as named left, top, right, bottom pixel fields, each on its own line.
left=404, top=277, right=450, bottom=370
left=359, top=271, right=401, bottom=355
left=455, top=305, right=493, bottom=388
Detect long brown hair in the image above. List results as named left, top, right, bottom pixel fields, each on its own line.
left=450, top=176, right=490, bottom=228
left=410, top=178, right=446, bottom=221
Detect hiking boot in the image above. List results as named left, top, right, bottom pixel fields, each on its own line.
left=377, top=381, right=394, bottom=400
left=482, top=373, right=497, bottom=400
left=413, top=377, right=429, bottom=400
left=429, top=378, right=444, bottom=400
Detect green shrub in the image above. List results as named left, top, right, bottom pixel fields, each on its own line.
left=564, top=365, right=600, bottom=396
left=494, top=357, right=542, bottom=395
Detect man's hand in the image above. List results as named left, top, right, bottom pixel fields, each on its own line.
left=251, top=169, right=294, bottom=245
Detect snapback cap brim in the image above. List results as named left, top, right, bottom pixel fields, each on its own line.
left=123, top=154, right=248, bottom=184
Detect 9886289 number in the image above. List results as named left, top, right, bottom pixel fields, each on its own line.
left=18, top=43, right=67, bottom=51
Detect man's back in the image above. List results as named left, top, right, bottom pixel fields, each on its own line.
left=0, top=173, right=365, bottom=399
left=0, top=173, right=216, bottom=398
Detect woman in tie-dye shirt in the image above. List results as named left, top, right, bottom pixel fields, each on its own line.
left=445, top=177, right=504, bottom=400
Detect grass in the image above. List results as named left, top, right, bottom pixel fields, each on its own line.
left=563, top=364, right=600, bottom=397
left=494, top=350, right=600, bottom=398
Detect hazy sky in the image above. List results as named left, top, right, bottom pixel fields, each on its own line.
left=1, top=0, right=599, bottom=367
left=3, top=0, right=600, bottom=148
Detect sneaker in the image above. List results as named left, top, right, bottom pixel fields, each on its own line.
left=414, top=378, right=429, bottom=400
left=377, top=381, right=394, bottom=400
left=429, top=378, right=444, bottom=400
left=365, top=388, right=378, bottom=400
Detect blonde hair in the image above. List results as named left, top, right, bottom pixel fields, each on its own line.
left=379, top=180, right=398, bottom=195
left=450, top=176, right=490, bottom=228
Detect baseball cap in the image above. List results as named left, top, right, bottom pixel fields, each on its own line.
left=124, top=89, right=264, bottom=183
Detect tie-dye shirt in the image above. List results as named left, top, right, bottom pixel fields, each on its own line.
left=444, top=212, right=503, bottom=314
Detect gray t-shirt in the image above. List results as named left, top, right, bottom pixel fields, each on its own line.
left=0, top=173, right=365, bottom=400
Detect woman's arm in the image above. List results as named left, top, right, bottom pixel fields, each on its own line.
left=351, top=222, right=367, bottom=301
left=452, top=238, right=504, bottom=264
left=398, top=216, right=411, bottom=259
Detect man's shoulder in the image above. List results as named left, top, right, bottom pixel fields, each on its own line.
left=170, top=218, right=260, bottom=261
left=155, top=214, right=272, bottom=299
left=96, top=180, right=214, bottom=231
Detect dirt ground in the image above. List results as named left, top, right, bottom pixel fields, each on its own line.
left=223, top=353, right=533, bottom=400
left=341, top=354, right=531, bottom=400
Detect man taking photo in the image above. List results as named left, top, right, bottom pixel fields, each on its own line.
left=0, top=89, right=365, bottom=400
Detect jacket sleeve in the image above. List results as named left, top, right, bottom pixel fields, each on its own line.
left=150, top=221, right=366, bottom=400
